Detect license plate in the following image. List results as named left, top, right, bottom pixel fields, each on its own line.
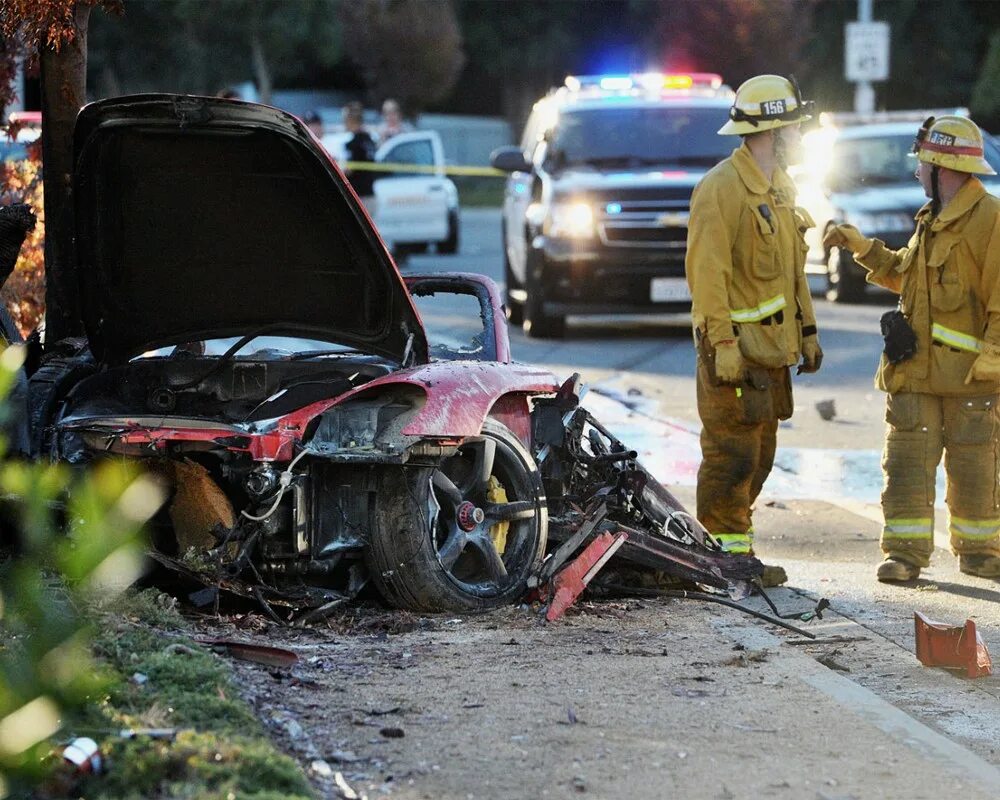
left=650, top=277, right=691, bottom=302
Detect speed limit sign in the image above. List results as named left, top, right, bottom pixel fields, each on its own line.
left=845, top=22, right=890, bottom=82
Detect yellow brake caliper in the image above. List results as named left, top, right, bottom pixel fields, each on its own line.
left=486, top=475, right=509, bottom=555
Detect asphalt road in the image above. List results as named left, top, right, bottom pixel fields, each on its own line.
left=386, top=207, right=1000, bottom=790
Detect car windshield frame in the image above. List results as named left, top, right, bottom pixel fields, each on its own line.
left=547, top=105, right=738, bottom=169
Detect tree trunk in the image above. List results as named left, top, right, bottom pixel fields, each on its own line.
left=40, top=2, right=91, bottom=344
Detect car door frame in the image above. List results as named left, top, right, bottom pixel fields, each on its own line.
left=404, top=272, right=511, bottom=364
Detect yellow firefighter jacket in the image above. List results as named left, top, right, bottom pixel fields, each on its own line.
left=857, top=177, right=1000, bottom=397
left=686, top=143, right=817, bottom=368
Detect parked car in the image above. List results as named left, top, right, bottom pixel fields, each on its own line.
left=29, top=95, right=557, bottom=614
left=794, top=111, right=1000, bottom=302
left=491, top=73, right=739, bottom=337
left=322, top=128, right=460, bottom=258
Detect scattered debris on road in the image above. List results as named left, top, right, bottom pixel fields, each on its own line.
left=198, top=638, right=299, bottom=668
left=816, top=399, right=836, bottom=421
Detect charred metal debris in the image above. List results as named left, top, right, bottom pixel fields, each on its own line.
left=529, top=375, right=826, bottom=636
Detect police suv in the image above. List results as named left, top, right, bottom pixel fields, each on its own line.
left=491, top=73, right=739, bottom=337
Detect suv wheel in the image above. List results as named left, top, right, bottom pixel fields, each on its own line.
left=523, top=248, right=565, bottom=339
left=825, top=245, right=865, bottom=304
left=438, top=210, right=459, bottom=254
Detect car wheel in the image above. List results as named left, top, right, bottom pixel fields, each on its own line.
left=26, top=355, right=96, bottom=457
left=367, top=418, right=547, bottom=613
left=438, top=210, right=459, bottom=254
left=503, top=223, right=524, bottom=326
left=523, top=248, right=565, bottom=339
left=825, top=245, right=865, bottom=304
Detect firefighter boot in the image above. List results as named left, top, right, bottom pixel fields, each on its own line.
left=876, top=556, right=921, bottom=582
left=959, top=554, right=1000, bottom=578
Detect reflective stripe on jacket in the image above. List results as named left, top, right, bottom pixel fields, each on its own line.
left=857, top=177, right=1000, bottom=396
left=686, top=143, right=817, bottom=369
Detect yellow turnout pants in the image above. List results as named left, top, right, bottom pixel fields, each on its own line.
left=882, top=392, right=1000, bottom=567
left=696, top=359, right=792, bottom=554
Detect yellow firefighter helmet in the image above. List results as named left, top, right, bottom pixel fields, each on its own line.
left=913, top=115, right=996, bottom=176
left=718, top=74, right=813, bottom=136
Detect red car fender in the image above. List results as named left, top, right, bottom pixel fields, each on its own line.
left=281, top=361, right=559, bottom=441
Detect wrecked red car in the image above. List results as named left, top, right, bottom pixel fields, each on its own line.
left=28, top=95, right=561, bottom=615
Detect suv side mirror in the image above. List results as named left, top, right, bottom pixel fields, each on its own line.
left=490, top=146, right=531, bottom=173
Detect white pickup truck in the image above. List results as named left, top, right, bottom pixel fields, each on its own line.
left=321, top=129, right=460, bottom=257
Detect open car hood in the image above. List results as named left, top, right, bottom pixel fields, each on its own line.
left=72, top=95, right=427, bottom=364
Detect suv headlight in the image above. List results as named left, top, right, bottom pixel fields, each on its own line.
left=547, top=201, right=595, bottom=239
left=845, top=211, right=912, bottom=234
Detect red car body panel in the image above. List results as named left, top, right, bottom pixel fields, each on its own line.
left=85, top=360, right=559, bottom=462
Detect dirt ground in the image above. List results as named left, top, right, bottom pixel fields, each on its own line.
left=195, top=513, right=1000, bottom=800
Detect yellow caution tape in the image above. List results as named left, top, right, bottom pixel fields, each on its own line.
left=343, top=160, right=506, bottom=177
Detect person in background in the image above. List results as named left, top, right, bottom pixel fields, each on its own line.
left=303, top=111, right=323, bottom=140
left=342, top=101, right=377, bottom=210
left=824, top=116, right=1000, bottom=582
left=378, top=98, right=411, bottom=142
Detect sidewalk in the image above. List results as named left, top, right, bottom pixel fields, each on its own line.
left=220, top=493, right=1000, bottom=800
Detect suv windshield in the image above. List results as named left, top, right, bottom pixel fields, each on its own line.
left=827, top=133, right=1000, bottom=191
left=549, top=106, right=738, bottom=169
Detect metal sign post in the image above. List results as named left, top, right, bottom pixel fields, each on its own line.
left=845, top=0, right=890, bottom=113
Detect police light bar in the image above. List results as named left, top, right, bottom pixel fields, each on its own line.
left=565, top=72, right=725, bottom=93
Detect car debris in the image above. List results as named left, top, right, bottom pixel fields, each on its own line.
left=197, top=638, right=299, bottom=668
left=913, top=612, right=992, bottom=678
left=529, top=374, right=827, bottom=634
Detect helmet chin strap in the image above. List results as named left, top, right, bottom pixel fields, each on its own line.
left=930, top=165, right=941, bottom=218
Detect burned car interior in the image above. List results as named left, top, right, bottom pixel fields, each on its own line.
left=4, top=95, right=823, bottom=630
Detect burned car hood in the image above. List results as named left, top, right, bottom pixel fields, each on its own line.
left=72, top=95, right=427, bottom=364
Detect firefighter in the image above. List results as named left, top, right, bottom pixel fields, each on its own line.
left=824, top=115, right=1000, bottom=581
left=685, top=75, right=822, bottom=586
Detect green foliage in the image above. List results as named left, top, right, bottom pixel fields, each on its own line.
left=93, top=626, right=260, bottom=734
left=0, top=345, right=163, bottom=797
left=972, top=31, right=1000, bottom=131
left=452, top=175, right=504, bottom=208
left=93, top=731, right=312, bottom=800
left=339, top=0, right=465, bottom=115
left=87, top=0, right=342, bottom=99
left=75, top=598, right=313, bottom=799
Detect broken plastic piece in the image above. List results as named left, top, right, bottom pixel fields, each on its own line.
left=63, top=737, right=102, bottom=775
left=914, top=611, right=992, bottom=678
left=545, top=530, right=628, bottom=622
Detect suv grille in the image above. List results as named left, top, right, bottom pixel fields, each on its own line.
left=596, top=199, right=689, bottom=249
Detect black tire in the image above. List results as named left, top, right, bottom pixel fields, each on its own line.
left=26, top=354, right=96, bottom=457
left=825, top=245, right=865, bottom=304
left=367, top=418, right=548, bottom=613
left=522, top=248, right=565, bottom=339
left=503, top=223, right=524, bottom=326
left=439, top=210, right=459, bottom=254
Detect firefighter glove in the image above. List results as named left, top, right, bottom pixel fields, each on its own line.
left=822, top=223, right=871, bottom=256
left=798, top=335, right=823, bottom=374
left=964, top=341, right=1000, bottom=384
left=713, top=339, right=746, bottom=385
